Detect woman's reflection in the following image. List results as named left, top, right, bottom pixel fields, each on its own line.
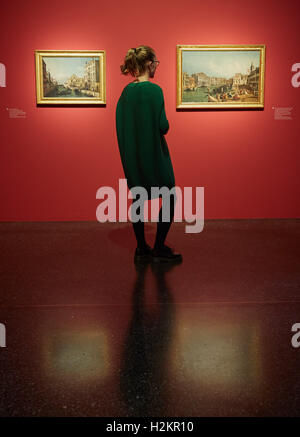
left=119, top=260, right=178, bottom=417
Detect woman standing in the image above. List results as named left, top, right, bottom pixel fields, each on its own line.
left=116, top=45, right=182, bottom=263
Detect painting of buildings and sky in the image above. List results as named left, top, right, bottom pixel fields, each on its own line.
left=42, top=56, right=100, bottom=98
left=182, top=50, right=262, bottom=104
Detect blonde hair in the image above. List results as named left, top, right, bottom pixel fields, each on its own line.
left=120, top=45, right=156, bottom=77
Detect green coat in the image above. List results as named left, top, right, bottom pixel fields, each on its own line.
left=115, top=81, right=175, bottom=199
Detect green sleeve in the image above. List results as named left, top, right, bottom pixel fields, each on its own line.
left=159, top=88, right=169, bottom=135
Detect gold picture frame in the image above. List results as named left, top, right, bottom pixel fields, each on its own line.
left=176, top=45, right=265, bottom=109
left=35, top=50, right=106, bottom=105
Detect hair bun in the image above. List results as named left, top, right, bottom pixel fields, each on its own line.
left=120, top=45, right=155, bottom=77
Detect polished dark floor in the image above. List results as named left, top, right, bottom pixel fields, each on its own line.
left=0, top=219, right=300, bottom=417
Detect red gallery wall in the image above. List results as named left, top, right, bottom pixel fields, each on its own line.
left=0, top=0, right=299, bottom=221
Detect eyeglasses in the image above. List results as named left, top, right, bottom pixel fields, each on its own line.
left=152, top=60, right=160, bottom=66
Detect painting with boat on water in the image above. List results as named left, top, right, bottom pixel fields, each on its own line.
left=177, top=45, right=265, bottom=108
left=35, top=50, right=106, bottom=104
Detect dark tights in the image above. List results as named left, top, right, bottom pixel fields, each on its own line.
left=132, top=194, right=176, bottom=250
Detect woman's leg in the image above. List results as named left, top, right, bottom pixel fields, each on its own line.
left=131, top=197, right=147, bottom=249
left=154, top=193, right=176, bottom=250
left=132, top=220, right=147, bottom=249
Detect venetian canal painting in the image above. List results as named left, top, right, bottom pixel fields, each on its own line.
left=177, top=45, right=265, bottom=108
left=35, top=50, right=106, bottom=104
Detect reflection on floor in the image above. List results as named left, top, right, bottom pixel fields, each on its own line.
left=0, top=220, right=299, bottom=416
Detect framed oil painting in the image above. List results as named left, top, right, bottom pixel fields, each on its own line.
left=35, top=50, right=106, bottom=104
left=177, top=45, right=265, bottom=109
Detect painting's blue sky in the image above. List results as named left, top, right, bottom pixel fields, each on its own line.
left=182, top=50, right=260, bottom=78
left=43, top=57, right=97, bottom=84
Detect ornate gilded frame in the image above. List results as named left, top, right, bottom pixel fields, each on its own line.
left=35, top=50, right=106, bottom=105
left=176, top=45, right=265, bottom=109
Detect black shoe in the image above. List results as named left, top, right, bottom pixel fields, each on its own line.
left=134, top=244, right=153, bottom=263
left=152, top=245, right=182, bottom=263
